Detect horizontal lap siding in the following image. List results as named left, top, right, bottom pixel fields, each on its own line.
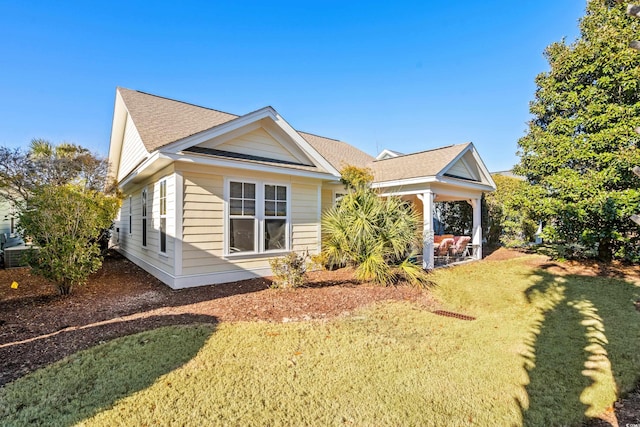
left=182, top=173, right=228, bottom=275
left=181, top=168, right=323, bottom=277
left=291, top=182, right=320, bottom=253
left=206, top=128, right=300, bottom=164
left=117, top=170, right=175, bottom=275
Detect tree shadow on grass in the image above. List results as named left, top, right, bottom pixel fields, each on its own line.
left=0, top=319, right=216, bottom=427
left=518, top=268, right=640, bottom=426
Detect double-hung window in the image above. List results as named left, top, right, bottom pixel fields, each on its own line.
left=159, top=180, right=167, bottom=254
left=141, top=188, right=147, bottom=247
left=264, top=184, right=287, bottom=250
left=229, top=181, right=256, bottom=252
left=227, top=180, right=289, bottom=254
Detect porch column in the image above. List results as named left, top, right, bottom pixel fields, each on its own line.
left=418, top=190, right=435, bottom=270
left=470, top=198, right=482, bottom=259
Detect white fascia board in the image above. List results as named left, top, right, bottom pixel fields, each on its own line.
left=440, top=143, right=496, bottom=190
left=160, top=107, right=277, bottom=154
left=372, top=176, right=438, bottom=189
left=468, top=145, right=497, bottom=189
left=436, top=175, right=496, bottom=192
left=168, top=152, right=338, bottom=181
left=118, top=151, right=162, bottom=188
left=268, top=111, right=341, bottom=177
left=439, top=143, right=473, bottom=177
left=375, top=149, right=402, bottom=160
left=372, top=174, right=494, bottom=194
left=157, top=106, right=341, bottom=178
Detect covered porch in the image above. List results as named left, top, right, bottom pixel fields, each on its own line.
left=370, top=143, right=496, bottom=270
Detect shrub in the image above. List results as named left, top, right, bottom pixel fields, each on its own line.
left=269, top=252, right=308, bottom=289
left=322, top=166, right=429, bottom=288
left=19, top=184, right=121, bottom=295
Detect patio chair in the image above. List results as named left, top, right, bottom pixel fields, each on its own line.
left=450, top=236, right=471, bottom=259
left=435, top=237, right=455, bottom=258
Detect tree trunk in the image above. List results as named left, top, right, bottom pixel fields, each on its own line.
left=57, top=283, right=72, bottom=295
left=598, top=238, right=613, bottom=262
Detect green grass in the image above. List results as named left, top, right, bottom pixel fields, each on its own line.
left=1, top=255, right=638, bottom=426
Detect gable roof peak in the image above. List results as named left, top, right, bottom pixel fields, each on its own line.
left=117, top=87, right=241, bottom=117
left=373, top=142, right=471, bottom=163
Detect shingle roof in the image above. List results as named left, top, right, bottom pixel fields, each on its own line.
left=298, top=131, right=374, bottom=170
left=370, top=143, right=471, bottom=183
left=117, top=88, right=469, bottom=182
left=118, top=87, right=239, bottom=152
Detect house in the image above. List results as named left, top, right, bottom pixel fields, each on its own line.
left=108, top=88, right=496, bottom=288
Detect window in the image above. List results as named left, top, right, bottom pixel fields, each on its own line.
left=264, top=184, right=287, bottom=250
left=334, top=192, right=347, bottom=205
left=128, top=195, right=132, bottom=235
left=159, top=180, right=167, bottom=254
left=141, top=188, right=147, bottom=247
left=229, top=181, right=256, bottom=253
left=227, top=180, right=289, bottom=254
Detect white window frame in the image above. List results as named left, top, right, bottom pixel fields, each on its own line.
left=224, top=178, right=290, bottom=256
left=128, top=195, right=132, bottom=235
left=159, top=179, right=167, bottom=254
left=333, top=190, right=347, bottom=205
left=141, top=187, right=148, bottom=248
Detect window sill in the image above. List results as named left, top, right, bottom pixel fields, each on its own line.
left=224, top=249, right=290, bottom=260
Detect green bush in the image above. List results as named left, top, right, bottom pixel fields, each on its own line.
left=269, top=252, right=308, bottom=289
left=19, top=184, right=121, bottom=295
left=322, top=166, right=429, bottom=287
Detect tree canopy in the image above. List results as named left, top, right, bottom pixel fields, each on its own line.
left=0, top=139, right=110, bottom=204
left=515, top=0, right=640, bottom=261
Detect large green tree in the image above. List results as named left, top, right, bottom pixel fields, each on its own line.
left=515, top=0, right=640, bottom=261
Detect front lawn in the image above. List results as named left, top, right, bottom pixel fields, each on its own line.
left=1, top=254, right=638, bottom=426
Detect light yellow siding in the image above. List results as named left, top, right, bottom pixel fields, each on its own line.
left=198, top=127, right=302, bottom=164
left=447, top=159, right=477, bottom=180
left=115, top=166, right=176, bottom=275
left=117, top=114, right=149, bottom=182
left=178, top=164, right=323, bottom=277
left=291, top=182, right=320, bottom=253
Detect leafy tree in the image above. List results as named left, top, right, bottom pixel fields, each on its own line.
left=0, top=139, right=110, bottom=204
left=484, top=175, right=538, bottom=247
left=434, top=201, right=472, bottom=236
left=515, top=0, right=640, bottom=261
left=322, top=166, right=429, bottom=287
left=19, top=184, right=121, bottom=295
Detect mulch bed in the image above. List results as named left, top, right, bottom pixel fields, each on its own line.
left=0, top=248, right=638, bottom=426
left=0, top=252, right=434, bottom=386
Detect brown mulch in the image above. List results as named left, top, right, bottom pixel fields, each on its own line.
left=0, top=248, right=638, bottom=426
left=0, top=252, right=435, bottom=387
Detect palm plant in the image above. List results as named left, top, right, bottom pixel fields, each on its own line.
left=322, top=168, right=429, bottom=287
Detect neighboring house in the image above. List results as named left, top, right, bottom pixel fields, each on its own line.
left=0, top=198, right=23, bottom=249
left=108, top=88, right=496, bottom=288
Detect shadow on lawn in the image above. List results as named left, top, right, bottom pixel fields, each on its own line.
left=0, top=320, right=216, bottom=426
left=517, top=267, right=640, bottom=426
left=0, top=313, right=217, bottom=386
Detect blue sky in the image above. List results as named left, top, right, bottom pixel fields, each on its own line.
left=0, top=1, right=585, bottom=171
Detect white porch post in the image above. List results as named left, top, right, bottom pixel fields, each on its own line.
left=418, top=190, right=435, bottom=270
left=470, top=198, right=482, bottom=259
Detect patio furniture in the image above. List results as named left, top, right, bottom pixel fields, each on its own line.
left=435, top=237, right=455, bottom=258
left=450, top=236, right=471, bottom=259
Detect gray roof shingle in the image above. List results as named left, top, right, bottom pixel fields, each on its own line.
left=117, top=87, right=470, bottom=181
left=370, top=144, right=470, bottom=182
